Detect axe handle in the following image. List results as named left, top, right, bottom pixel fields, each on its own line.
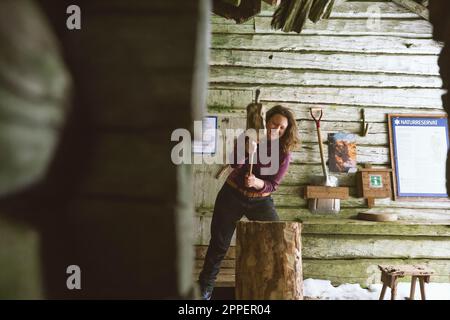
left=215, top=164, right=231, bottom=179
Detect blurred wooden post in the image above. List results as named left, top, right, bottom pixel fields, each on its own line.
left=235, top=221, right=303, bottom=300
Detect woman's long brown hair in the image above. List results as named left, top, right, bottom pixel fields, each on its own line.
left=266, top=105, right=300, bottom=154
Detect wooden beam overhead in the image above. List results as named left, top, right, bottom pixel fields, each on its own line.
left=392, top=0, right=429, bottom=21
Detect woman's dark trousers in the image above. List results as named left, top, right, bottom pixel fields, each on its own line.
left=198, top=183, right=279, bottom=291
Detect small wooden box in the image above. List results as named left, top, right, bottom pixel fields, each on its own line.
left=357, top=168, right=392, bottom=199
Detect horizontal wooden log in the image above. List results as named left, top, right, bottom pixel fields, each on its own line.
left=300, top=218, right=450, bottom=237
left=303, top=258, right=450, bottom=286
left=212, top=24, right=255, bottom=34
left=194, top=259, right=235, bottom=269
left=196, top=258, right=450, bottom=287
left=211, top=15, right=255, bottom=34
left=291, top=144, right=390, bottom=165
left=214, top=113, right=389, bottom=144
left=195, top=214, right=450, bottom=237
left=279, top=184, right=359, bottom=194
left=283, top=207, right=450, bottom=220
left=272, top=194, right=382, bottom=208
left=210, top=103, right=447, bottom=123
left=193, top=246, right=450, bottom=287
left=273, top=190, right=450, bottom=210
left=209, top=86, right=444, bottom=109
left=210, top=50, right=440, bottom=76
left=374, top=198, right=450, bottom=210
left=302, top=234, right=450, bottom=259
left=209, top=66, right=442, bottom=88
left=196, top=244, right=235, bottom=260
left=259, top=1, right=422, bottom=18
left=196, top=215, right=450, bottom=246
left=212, top=16, right=432, bottom=37
left=254, top=17, right=432, bottom=38
left=209, top=102, right=446, bottom=131
left=196, top=206, right=450, bottom=223
left=193, top=251, right=450, bottom=287
left=267, top=103, right=447, bottom=122
left=274, top=186, right=450, bottom=208
left=207, top=88, right=254, bottom=109
left=211, top=34, right=442, bottom=54
left=195, top=274, right=235, bottom=287
left=194, top=268, right=235, bottom=276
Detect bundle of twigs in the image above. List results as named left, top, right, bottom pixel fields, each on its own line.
left=271, top=0, right=335, bottom=33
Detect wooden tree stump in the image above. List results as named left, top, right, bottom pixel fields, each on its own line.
left=235, top=221, right=303, bottom=300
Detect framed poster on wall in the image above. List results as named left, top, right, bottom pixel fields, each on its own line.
left=388, top=114, right=449, bottom=200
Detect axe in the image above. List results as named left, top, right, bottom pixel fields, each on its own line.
left=215, top=89, right=266, bottom=179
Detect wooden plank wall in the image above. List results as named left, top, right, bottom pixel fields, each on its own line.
left=193, top=1, right=450, bottom=284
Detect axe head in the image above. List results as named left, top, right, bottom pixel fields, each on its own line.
left=246, top=102, right=267, bottom=141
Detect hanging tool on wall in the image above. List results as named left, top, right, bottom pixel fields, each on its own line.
left=271, top=0, right=336, bottom=33
left=360, top=108, right=370, bottom=136
left=213, top=0, right=261, bottom=24
left=215, top=90, right=266, bottom=179
left=306, top=108, right=348, bottom=214
left=247, top=90, right=266, bottom=176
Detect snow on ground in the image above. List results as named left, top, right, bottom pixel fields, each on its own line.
left=303, top=278, right=450, bottom=300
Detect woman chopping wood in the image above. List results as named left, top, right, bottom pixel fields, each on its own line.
left=198, top=105, right=300, bottom=300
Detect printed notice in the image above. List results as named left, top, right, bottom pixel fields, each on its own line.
left=391, top=116, right=449, bottom=197
left=193, top=116, right=218, bottom=154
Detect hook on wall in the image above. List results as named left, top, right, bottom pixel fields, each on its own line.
left=360, top=108, right=370, bottom=136
left=255, top=89, right=261, bottom=104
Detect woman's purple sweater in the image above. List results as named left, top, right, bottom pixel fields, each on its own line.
left=227, top=138, right=291, bottom=194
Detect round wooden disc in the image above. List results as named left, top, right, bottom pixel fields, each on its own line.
left=357, top=212, right=398, bottom=222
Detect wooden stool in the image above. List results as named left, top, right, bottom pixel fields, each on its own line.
left=378, top=265, right=434, bottom=300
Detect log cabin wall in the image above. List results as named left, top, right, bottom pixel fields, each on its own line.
left=194, top=1, right=450, bottom=286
